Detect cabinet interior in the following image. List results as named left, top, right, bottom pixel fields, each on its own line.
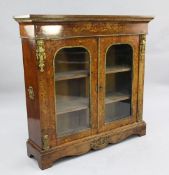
left=55, top=47, right=90, bottom=137
left=105, top=44, right=132, bottom=123
left=54, top=44, right=133, bottom=136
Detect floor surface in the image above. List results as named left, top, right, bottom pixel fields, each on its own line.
left=0, top=83, right=169, bottom=175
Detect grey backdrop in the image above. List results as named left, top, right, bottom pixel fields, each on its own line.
left=1, top=0, right=169, bottom=92
left=0, top=0, right=169, bottom=175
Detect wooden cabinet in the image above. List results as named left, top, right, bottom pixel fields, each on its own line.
left=14, top=15, right=153, bottom=170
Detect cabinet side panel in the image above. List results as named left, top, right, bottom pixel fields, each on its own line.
left=19, top=24, right=35, bottom=38
left=21, top=38, right=41, bottom=146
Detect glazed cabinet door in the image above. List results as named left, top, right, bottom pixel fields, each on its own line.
left=98, top=36, right=139, bottom=132
left=44, top=38, right=98, bottom=146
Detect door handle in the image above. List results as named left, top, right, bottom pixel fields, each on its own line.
left=99, top=86, right=103, bottom=90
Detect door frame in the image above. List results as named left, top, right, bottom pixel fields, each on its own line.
left=42, top=37, right=98, bottom=146
left=98, top=35, right=139, bottom=132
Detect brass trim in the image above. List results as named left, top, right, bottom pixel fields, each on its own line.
left=36, top=39, right=46, bottom=72
left=137, top=34, right=146, bottom=121
left=28, top=86, right=34, bottom=100
left=139, top=34, right=146, bottom=61
left=42, top=135, right=49, bottom=150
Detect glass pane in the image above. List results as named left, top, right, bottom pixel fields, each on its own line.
left=55, top=47, right=90, bottom=137
left=57, top=109, right=89, bottom=136
left=105, top=44, right=132, bottom=123
left=105, top=100, right=131, bottom=122
left=106, top=72, right=131, bottom=97
left=106, top=44, right=132, bottom=68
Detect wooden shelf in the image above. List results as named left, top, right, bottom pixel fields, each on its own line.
left=57, top=51, right=88, bottom=55
left=56, top=93, right=130, bottom=115
left=105, top=93, right=130, bottom=104
left=56, top=60, right=89, bottom=64
left=55, top=66, right=130, bottom=81
left=106, top=65, right=131, bottom=74
left=56, top=95, right=88, bottom=115
left=55, top=70, right=89, bottom=81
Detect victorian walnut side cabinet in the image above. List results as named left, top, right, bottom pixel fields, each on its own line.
left=14, top=15, right=153, bottom=170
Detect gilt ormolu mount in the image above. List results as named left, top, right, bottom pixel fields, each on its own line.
left=14, top=15, right=153, bottom=169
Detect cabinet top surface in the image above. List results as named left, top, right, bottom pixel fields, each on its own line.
left=14, top=14, right=154, bottom=23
